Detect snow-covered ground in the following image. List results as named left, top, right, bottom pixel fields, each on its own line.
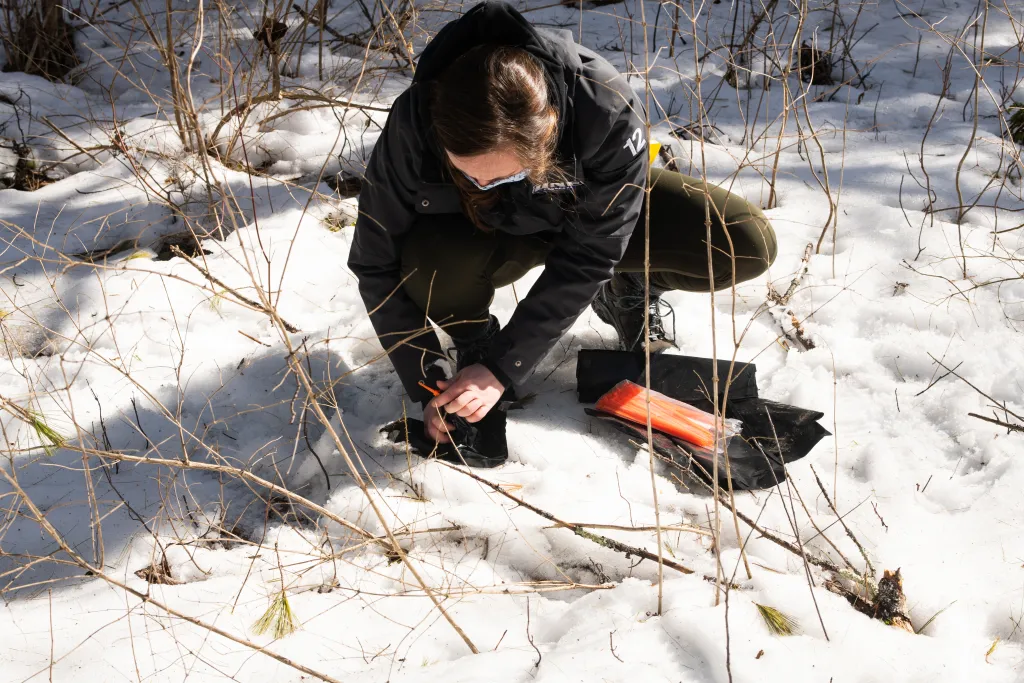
left=2, top=1, right=1024, bottom=681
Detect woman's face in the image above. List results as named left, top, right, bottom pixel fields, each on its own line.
left=447, top=150, right=525, bottom=189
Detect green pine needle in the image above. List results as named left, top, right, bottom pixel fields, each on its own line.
left=252, top=591, right=300, bottom=639
left=756, top=603, right=800, bottom=636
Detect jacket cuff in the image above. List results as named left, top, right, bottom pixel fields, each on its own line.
left=485, top=327, right=540, bottom=388
left=480, top=357, right=514, bottom=391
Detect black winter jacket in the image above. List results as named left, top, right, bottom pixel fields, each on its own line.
left=347, top=1, right=648, bottom=404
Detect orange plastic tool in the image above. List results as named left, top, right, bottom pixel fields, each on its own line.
left=418, top=380, right=441, bottom=397
left=595, top=380, right=729, bottom=449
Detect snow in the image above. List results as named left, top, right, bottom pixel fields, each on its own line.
left=2, top=1, right=1024, bottom=681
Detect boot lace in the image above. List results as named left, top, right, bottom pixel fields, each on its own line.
left=618, top=293, right=677, bottom=346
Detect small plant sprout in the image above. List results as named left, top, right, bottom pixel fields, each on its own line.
left=253, top=546, right=300, bottom=639
left=29, top=412, right=65, bottom=456
left=252, top=589, right=300, bottom=639
left=755, top=603, right=800, bottom=636
left=210, top=290, right=225, bottom=312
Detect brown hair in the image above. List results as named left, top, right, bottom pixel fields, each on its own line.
left=429, top=44, right=561, bottom=229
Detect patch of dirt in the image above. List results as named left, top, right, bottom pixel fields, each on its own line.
left=154, top=232, right=214, bottom=262
left=0, top=320, right=61, bottom=359
left=0, top=141, right=57, bottom=192
left=135, top=555, right=181, bottom=585
left=326, top=173, right=362, bottom=197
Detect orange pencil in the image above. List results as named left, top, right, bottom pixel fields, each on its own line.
left=418, top=380, right=441, bottom=397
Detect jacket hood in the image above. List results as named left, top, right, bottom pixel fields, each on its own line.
left=413, top=2, right=580, bottom=148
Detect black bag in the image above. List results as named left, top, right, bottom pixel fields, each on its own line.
left=381, top=409, right=509, bottom=469
left=576, top=350, right=829, bottom=490
left=576, top=350, right=759, bottom=404
left=381, top=373, right=510, bottom=469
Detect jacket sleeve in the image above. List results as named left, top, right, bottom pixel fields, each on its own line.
left=485, top=69, right=648, bottom=386
left=347, top=87, right=445, bottom=404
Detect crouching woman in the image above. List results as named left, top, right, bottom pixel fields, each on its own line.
left=348, top=2, right=777, bottom=451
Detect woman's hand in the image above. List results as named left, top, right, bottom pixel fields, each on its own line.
left=424, top=404, right=456, bottom=444
left=423, top=364, right=505, bottom=442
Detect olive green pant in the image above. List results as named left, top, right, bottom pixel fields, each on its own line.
left=401, top=167, right=777, bottom=342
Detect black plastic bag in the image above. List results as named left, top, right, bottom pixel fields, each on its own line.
left=576, top=349, right=759, bottom=404
left=577, top=350, right=829, bottom=490
left=382, top=406, right=509, bottom=469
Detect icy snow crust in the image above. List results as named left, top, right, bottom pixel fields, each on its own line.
left=1, top=1, right=1023, bottom=681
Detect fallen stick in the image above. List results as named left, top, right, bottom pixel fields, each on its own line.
left=929, top=354, right=1024, bottom=422
left=433, top=460, right=704, bottom=579
left=810, top=464, right=875, bottom=577
left=170, top=245, right=300, bottom=333
left=968, top=413, right=1024, bottom=433
left=651, top=447, right=844, bottom=575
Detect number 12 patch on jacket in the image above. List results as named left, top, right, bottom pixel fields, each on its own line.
left=623, top=127, right=646, bottom=156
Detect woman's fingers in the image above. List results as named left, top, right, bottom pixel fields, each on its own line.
left=465, top=404, right=490, bottom=423
left=440, top=389, right=493, bottom=419
left=443, top=392, right=474, bottom=416
left=433, top=379, right=462, bottom=409
left=428, top=368, right=502, bottom=425
left=424, top=407, right=453, bottom=443
left=436, top=383, right=471, bottom=413
left=427, top=419, right=452, bottom=443
left=458, top=401, right=485, bottom=417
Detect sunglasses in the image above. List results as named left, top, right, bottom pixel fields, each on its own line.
left=461, top=168, right=530, bottom=191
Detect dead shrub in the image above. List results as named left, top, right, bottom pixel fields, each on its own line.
left=1, top=0, right=79, bottom=81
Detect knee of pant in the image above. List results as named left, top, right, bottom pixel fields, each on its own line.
left=731, top=214, right=778, bottom=281
left=400, top=228, right=493, bottom=315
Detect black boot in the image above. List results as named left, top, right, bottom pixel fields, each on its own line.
left=383, top=409, right=509, bottom=469
left=443, top=407, right=508, bottom=468
left=591, top=273, right=677, bottom=353
left=414, top=369, right=509, bottom=468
